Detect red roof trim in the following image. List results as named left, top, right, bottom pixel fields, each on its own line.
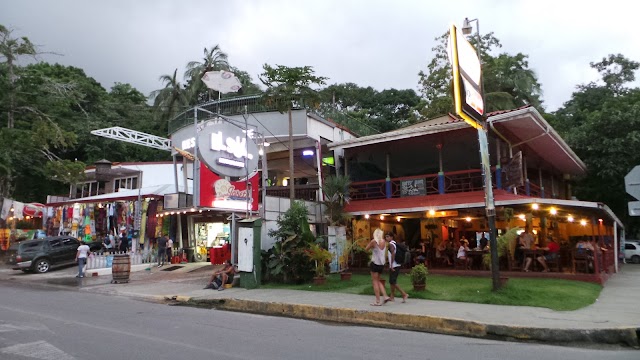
left=345, top=190, right=531, bottom=214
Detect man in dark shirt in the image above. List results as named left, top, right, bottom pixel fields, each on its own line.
left=156, top=235, right=168, bottom=268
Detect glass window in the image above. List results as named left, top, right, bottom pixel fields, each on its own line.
left=21, top=242, right=42, bottom=251
left=625, top=243, right=637, bottom=250
left=49, top=239, right=62, bottom=248
left=114, top=176, right=139, bottom=192
left=61, top=238, right=77, bottom=247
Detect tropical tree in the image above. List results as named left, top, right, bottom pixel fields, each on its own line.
left=184, top=45, right=229, bottom=103
left=322, top=175, right=352, bottom=225
left=551, top=54, right=640, bottom=235
left=259, top=64, right=327, bottom=203
left=149, top=69, right=188, bottom=122
left=0, top=25, right=37, bottom=129
left=417, top=31, right=543, bottom=119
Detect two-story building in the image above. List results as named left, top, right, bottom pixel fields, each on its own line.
left=328, top=105, right=623, bottom=280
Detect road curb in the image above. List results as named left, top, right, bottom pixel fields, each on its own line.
left=182, top=297, right=639, bottom=348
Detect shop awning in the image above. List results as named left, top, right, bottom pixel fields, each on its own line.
left=46, top=184, right=191, bottom=206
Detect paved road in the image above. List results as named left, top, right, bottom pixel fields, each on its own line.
left=0, top=282, right=637, bottom=360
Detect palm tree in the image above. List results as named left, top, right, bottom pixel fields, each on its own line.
left=259, top=64, right=327, bottom=203
left=184, top=45, right=229, bottom=104
left=149, top=69, right=188, bottom=122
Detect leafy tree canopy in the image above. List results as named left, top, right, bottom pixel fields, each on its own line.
left=551, top=54, right=640, bottom=235
left=417, top=31, right=543, bottom=119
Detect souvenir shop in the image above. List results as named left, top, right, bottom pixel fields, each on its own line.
left=45, top=198, right=172, bottom=252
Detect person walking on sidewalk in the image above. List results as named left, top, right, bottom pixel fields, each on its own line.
left=156, top=234, right=167, bottom=267
left=365, top=228, right=390, bottom=306
left=386, top=232, right=409, bottom=303
left=166, top=236, right=173, bottom=264
left=75, top=241, right=91, bottom=278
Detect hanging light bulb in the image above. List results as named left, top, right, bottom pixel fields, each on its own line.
left=364, top=214, right=370, bottom=219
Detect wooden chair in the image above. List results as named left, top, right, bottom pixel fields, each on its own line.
left=454, top=257, right=468, bottom=270
left=545, top=254, right=561, bottom=272
left=572, top=249, right=589, bottom=273
left=508, top=253, right=523, bottom=271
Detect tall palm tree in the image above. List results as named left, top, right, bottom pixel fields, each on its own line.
left=149, top=69, right=188, bottom=122
left=184, top=45, right=229, bottom=104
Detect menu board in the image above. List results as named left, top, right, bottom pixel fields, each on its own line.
left=401, top=179, right=426, bottom=197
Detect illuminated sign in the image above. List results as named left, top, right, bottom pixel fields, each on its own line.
left=448, top=24, right=485, bottom=129
left=197, top=122, right=259, bottom=178
left=199, top=166, right=259, bottom=211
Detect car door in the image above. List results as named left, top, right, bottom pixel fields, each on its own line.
left=61, top=237, right=80, bottom=263
left=47, top=238, right=65, bottom=264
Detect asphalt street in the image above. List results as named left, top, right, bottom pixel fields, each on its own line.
left=0, top=282, right=637, bottom=360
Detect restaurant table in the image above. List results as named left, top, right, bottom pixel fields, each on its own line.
left=466, top=249, right=489, bottom=270
left=522, top=248, right=545, bottom=271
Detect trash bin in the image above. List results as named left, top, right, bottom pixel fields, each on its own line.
left=184, top=247, right=195, bottom=263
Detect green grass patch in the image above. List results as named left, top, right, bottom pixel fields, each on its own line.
left=260, top=273, right=602, bottom=311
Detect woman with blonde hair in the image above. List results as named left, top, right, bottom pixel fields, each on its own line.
left=365, top=228, right=390, bottom=306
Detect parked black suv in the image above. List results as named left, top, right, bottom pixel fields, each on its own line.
left=5, top=236, right=102, bottom=273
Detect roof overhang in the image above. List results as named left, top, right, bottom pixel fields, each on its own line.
left=345, top=190, right=623, bottom=227
left=46, top=184, right=191, bottom=206
left=328, top=121, right=468, bottom=151
left=488, top=107, right=586, bottom=175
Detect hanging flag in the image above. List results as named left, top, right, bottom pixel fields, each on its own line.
left=13, top=201, right=24, bottom=220
left=1, top=199, right=13, bottom=220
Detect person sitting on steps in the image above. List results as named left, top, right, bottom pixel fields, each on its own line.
left=204, top=260, right=236, bottom=290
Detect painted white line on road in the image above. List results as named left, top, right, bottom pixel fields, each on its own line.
left=0, top=323, right=50, bottom=333
left=0, top=340, right=75, bottom=360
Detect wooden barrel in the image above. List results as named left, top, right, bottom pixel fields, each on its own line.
left=112, top=254, right=131, bottom=283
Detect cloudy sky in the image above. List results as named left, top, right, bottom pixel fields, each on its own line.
left=1, top=0, right=638, bottom=111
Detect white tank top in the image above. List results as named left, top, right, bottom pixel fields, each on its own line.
left=372, top=243, right=386, bottom=265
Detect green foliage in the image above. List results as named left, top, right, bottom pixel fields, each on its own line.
left=322, top=175, right=352, bottom=225
left=417, top=31, right=543, bottom=119
left=305, top=242, right=332, bottom=277
left=482, top=228, right=520, bottom=268
left=263, top=201, right=315, bottom=283
left=262, top=274, right=602, bottom=311
left=317, top=83, right=421, bottom=134
left=259, top=64, right=327, bottom=112
left=551, top=54, right=640, bottom=235
left=409, top=263, right=428, bottom=284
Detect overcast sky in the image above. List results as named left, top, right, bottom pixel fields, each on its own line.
left=1, top=0, right=639, bottom=111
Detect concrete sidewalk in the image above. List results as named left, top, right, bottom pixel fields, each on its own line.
left=2, top=262, right=639, bottom=347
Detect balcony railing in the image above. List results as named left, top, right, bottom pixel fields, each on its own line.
left=351, top=169, right=488, bottom=201
left=263, top=185, right=319, bottom=202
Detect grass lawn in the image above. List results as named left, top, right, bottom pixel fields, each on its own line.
left=260, top=273, right=602, bottom=311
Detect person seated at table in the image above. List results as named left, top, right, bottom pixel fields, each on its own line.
left=514, top=234, right=526, bottom=265
left=436, top=239, right=452, bottom=266
left=479, top=233, right=488, bottom=250
left=536, top=237, right=560, bottom=272
left=457, top=239, right=472, bottom=269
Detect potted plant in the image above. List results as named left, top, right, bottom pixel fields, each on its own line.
left=409, top=263, right=428, bottom=291
left=305, top=243, right=332, bottom=285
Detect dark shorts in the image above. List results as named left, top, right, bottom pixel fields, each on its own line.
left=544, top=252, right=558, bottom=262
left=370, top=262, right=384, bottom=273
left=389, top=266, right=400, bottom=284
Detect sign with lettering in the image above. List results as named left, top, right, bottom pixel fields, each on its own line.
left=197, top=121, right=259, bottom=178
left=401, top=179, right=426, bottom=197
left=199, top=166, right=259, bottom=211
left=505, top=151, right=524, bottom=188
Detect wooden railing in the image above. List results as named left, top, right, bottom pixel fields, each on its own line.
left=351, top=169, right=489, bottom=201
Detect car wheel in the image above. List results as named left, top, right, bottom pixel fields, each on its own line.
left=33, top=258, right=51, bottom=273
left=632, top=255, right=640, bottom=264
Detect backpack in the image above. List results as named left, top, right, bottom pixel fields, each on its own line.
left=393, top=241, right=408, bottom=265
